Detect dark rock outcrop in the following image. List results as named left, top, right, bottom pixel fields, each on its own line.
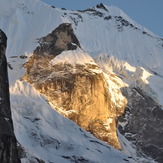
left=34, top=23, right=81, bottom=56
left=96, top=3, right=108, bottom=12
left=118, top=87, right=163, bottom=163
left=0, top=29, right=20, bottom=163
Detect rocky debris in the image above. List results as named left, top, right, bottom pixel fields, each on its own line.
left=114, top=16, right=138, bottom=32
left=104, top=16, right=112, bottom=20
left=34, top=23, right=81, bottom=56
left=118, top=87, right=163, bottom=163
left=0, top=29, right=20, bottom=162
left=69, top=14, right=83, bottom=27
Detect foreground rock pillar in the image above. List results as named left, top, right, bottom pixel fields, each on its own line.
left=0, top=30, right=20, bottom=163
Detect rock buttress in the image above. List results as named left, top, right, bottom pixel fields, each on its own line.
left=23, top=23, right=127, bottom=149
left=0, top=29, right=20, bottom=163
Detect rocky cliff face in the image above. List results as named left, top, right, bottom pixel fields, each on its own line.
left=0, top=30, right=20, bottom=163
left=24, top=23, right=127, bottom=150
left=118, top=87, right=163, bottom=163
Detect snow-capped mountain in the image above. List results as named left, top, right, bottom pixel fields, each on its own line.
left=0, top=0, right=163, bottom=162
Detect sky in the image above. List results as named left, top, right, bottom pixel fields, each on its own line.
left=41, top=0, right=163, bottom=38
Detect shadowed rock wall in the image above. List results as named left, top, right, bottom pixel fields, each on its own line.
left=34, top=23, right=81, bottom=56
left=118, top=87, right=163, bottom=163
left=0, top=29, right=20, bottom=163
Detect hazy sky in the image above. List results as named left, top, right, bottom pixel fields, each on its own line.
left=41, top=0, right=163, bottom=38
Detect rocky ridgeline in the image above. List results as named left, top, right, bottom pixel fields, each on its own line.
left=0, top=30, right=20, bottom=162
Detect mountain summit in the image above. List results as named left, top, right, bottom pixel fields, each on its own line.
left=0, top=0, right=163, bottom=162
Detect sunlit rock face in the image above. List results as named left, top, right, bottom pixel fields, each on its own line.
left=23, top=23, right=127, bottom=149
left=118, top=87, right=163, bottom=163
left=0, top=29, right=20, bottom=163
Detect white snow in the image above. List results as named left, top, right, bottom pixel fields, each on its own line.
left=131, top=67, right=152, bottom=84
left=103, top=72, right=127, bottom=109
left=50, top=48, right=95, bottom=66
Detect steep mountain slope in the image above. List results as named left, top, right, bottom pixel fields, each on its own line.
left=0, top=0, right=163, bottom=163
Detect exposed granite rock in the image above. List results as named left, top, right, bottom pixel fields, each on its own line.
left=24, top=60, right=127, bottom=149
left=118, top=87, right=163, bottom=163
left=23, top=24, right=127, bottom=150
left=0, top=29, right=20, bottom=163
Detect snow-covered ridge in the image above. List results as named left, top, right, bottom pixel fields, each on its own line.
left=50, top=48, right=95, bottom=66
left=102, top=4, right=158, bottom=37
